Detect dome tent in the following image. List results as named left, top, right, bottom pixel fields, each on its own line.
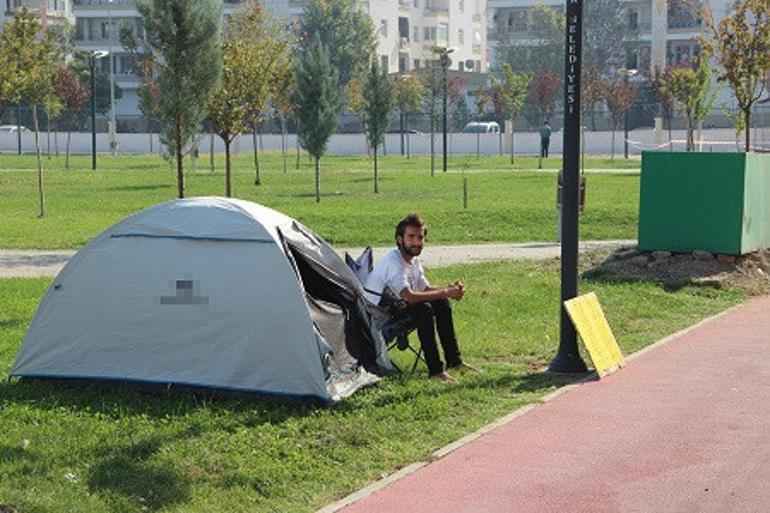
left=11, top=197, right=392, bottom=403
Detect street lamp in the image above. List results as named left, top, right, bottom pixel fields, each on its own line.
left=90, top=50, right=109, bottom=170
left=107, top=0, right=117, bottom=156
left=617, top=67, right=638, bottom=159
left=433, top=46, right=454, bottom=172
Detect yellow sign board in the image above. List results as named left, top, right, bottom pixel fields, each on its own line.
left=564, top=292, right=625, bottom=377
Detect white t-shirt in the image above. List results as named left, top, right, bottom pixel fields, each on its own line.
left=363, top=248, right=430, bottom=304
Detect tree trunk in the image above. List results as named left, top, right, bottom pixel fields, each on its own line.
left=253, top=123, right=261, bottom=185
left=55, top=123, right=59, bottom=157
left=498, top=123, right=503, bottom=156
left=476, top=128, right=480, bottom=159
left=296, top=119, right=301, bottom=170
left=686, top=113, right=694, bottom=152
left=65, top=129, right=71, bottom=169
left=744, top=108, right=751, bottom=152
left=149, top=128, right=154, bottom=154
left=224, top=137, right=232, bottom=198
left=33, top=104, right=45, bottom=218
left=46, top=116, right=51, bottom=160
left=510, top=119, right=515, bottom=165
left=668, top=117, right=673, bottom=152
left=315, top=156, right=321, bottom=203
left=209, top=130, right=215, bottom=173
left=430, top=108, right=435, bottom=177
left=611, top=127, right=615, bottom=159
left=405, top=112, right=411, bottom=159
left=175, top=121, right=185, bottom=198
left=281, top=115, right=287, bottom=173
left=373, top=145, right=379, bottom=193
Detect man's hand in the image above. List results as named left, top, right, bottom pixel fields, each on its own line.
left=446, top=281, right=466, bottom=300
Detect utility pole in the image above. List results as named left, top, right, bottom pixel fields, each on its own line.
left=549, top=0, right=587, bottom=374
left=108, top=0, right=117, bottom=156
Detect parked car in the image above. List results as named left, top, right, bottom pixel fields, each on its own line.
left=0, top=125, right=30, bottom=133
left=462, top=121, right=500, bottom=134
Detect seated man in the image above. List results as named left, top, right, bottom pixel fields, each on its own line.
left=364, top=213, right=477, bottom=383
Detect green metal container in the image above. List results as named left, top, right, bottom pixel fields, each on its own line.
left=638, top=152, right=770, bottom=255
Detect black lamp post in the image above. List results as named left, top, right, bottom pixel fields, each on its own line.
left=90, top=50, right=109, bottom=170
left=548, top=0, right=588, bottom=374
left=16, top=103, right=22, bottom=155
left=434, top=46, right=453, bottom=172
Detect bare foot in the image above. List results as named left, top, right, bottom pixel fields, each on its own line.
left=431, top=371, right=457, bottom=383
left=450, top=362, right=480, bottom=373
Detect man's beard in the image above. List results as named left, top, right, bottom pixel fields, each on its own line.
left=399, top=241, right=422, bottom=257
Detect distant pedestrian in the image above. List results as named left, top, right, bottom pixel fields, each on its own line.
left=539, top=121, right=552, bottom=158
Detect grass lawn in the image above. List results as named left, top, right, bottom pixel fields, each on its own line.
left=0, top=153, right=640, bottom=249
left=0, top=258, right=745, bottom=513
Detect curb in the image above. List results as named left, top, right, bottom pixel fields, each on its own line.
left=315, top=301, right=744, bottom=513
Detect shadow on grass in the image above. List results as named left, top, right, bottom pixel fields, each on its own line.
left=87, top=436, right=190, bottom=511
left=0, top=379, right=319, bottom=425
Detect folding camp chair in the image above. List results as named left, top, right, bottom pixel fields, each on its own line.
left=345, top=247, right=426, bottom=373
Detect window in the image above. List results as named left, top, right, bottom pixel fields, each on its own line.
left=413, top=58, right=421, bottom=68
left=399, top=53, right=409, bottom=73
left=101, top=21, right=111, bottom=39
left=628, top=10, right=639, bottom=30
left=424, top=26, right=436, bottom=41
left=458, top=0, right=464, bottom=12
left=399, top=17, right=409, bottom=38
left=413, top=25, right=420, bottom=42
left=381, top=55, right=389, bottom=72
left=458, top=28, right=464, bottom=45
left=437, top=23, right=448, bottom=44
left=508, top=10, right=528, bottom=32
left=380, top=19, right=388, bottom=37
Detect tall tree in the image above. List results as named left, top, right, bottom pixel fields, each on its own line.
left=119, top=21, right=160, bottom=149
left=581, top=65, right=604, bottom=131
left=648, top=67, right=676, bottom=145
left=138, top=0, right=222, bottom=198
left=528, top=69, right=560, bottom=126
left=393, top=74, right=423, bottom=158
left=207, top=39, right=249, bottom=197
left=1, top=9, right=59, bottom=217
left=497, top=2, right=564, bottom=77
left=295, top=36, right=340, bottom=203
left=299, top=0, right=376, bottom=92
left=583, top=0, right=638, bottom=73
left=363, top=60, right=393, bottom=193
left=604, top=78, right=638, bottom=158
left=661, top=58, right=717, bottom=152
left=473, top=85, right=491, bottom=158
left=500, top=63, right=531, bottom=163
left=228, top=3, right=294, bottom=185
left=273, top=57, right=298, bottom=174
left=54, top=66, right=89, bottom=168
left=698, top=0, right=770, bottom=151
left=419, top=63, right=441, bottom=176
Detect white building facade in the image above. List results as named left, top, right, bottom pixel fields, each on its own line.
left=64, top=0, right=488, bottom=122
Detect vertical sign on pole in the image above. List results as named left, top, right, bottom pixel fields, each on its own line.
left=549, top=0, right=588, bottom=373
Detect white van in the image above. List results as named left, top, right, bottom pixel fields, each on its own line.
left=0, top=125, right=30, bottom=133
left=462, top=121, right=500, bottom=134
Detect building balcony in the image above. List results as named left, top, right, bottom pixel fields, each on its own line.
left=423, top=0, right=448, bottom=14
left=399, top=37, right=410, bottom=49
left=398, top=0, right=411, bottom=9
left=73, top=0, right=136, bottom=6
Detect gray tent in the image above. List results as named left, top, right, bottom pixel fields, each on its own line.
left=11, top=197, right=392, bottom=403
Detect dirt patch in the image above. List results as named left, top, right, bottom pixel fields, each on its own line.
left=582, top=247, right=770, bottom=295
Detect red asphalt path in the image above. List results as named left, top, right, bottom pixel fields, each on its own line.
left=338, top=296, right=770, bottom=513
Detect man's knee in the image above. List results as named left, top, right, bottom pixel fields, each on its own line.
left=413, top=302, right=434, bottom=319
left=430, top=297, right=451, bottom=312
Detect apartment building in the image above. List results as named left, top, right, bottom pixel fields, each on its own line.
left=68, top=0, right=487, bottom=121
left=2, top=0, right=73, bottom=25
left=488, top=0, right=732, bottom=74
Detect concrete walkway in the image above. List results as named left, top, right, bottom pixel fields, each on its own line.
left=322, top=296, right=770, bottom=513
left=0, top=240, right=634, bottom=278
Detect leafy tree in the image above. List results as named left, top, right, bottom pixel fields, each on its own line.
left=722, top=102, right=747, bottom=151
left=299, top=0, right=376, bottom=91
left=452, top=96, right=472, bottom=132
left=648, top=67, right=676, bottom=144
left=54, top=66, right=89, bottom=168
left=419, top=64, right=441, bottom=176
left=660, top=58, right=717, bottom=151
left=497, top=2, right=564, bottom=78
left=393, top=74, right=423, bottom=158
left=473, top=85, right=491, bottom=158
left=583, top=0, right=637, bottom=73
left=207, top=39, right=249, bottom=197
left=119, top=21, right=160, bottom=141
left=363, top=60, right=393, bottom=193
left=500, top=63, right=531, bottom=163
left=295, top=36, right=340, bottom=203
left=698, top=0, right=770, bottom=151
left=272, top=55, right=298, bottom=174
left=227, top=3, right=294, bottom=185
left=604, top=77, right=638, bottom=158
left=581, top=66, right=604, bottom=131
left=1, top=9, right=59, bottom=217
left=138, top=0, right=222, bottom=198
left=528, top=69, right=559, bottom=126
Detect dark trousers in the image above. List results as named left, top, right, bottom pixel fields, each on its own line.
left=385, top=298, right=462, bottom=376
left=541, top=138, right=550, bottom=158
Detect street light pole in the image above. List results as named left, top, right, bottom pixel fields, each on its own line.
left=16, top=103, right=22, bottom=155
left=90, top=51, right=109, bottom=170
left=618, top=67, right=637, bottom=159
left=548, top=0, right=587, bottom=374
left=436, top=47, right=453, bottom=172
left=108, top=0, right=117, bottom=156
